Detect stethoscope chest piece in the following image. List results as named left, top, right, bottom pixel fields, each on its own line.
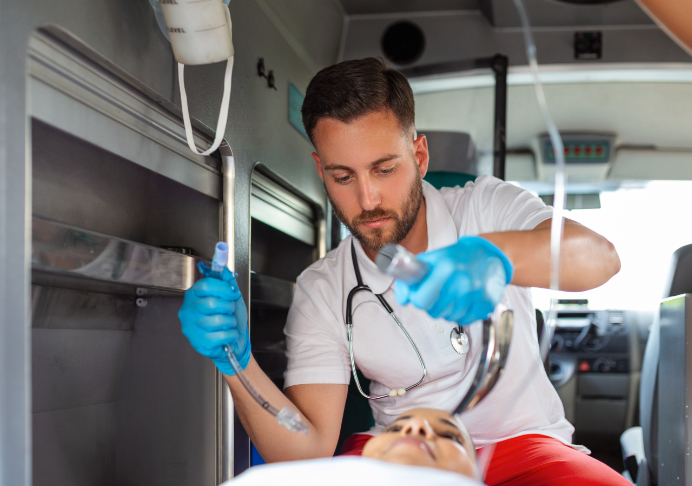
left=450, top=327, right=470, bottom=355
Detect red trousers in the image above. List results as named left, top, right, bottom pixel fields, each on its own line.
left=341, top=433, right=631, bottom=486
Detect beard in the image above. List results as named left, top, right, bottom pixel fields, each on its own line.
left=328, top=173, right=424, bottom=253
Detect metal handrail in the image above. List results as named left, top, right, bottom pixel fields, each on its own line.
left=218, top=140, right=235, bottom=483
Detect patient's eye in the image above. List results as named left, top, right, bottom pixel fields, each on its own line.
left=440, top=432, right=464, bottom=445
left=384, top=424, right=402, bottom=433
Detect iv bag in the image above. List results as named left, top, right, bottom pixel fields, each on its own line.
left=149, top=0, right=231, bottom=44
left=148, top=0, right=234, bottom=156
left=158, top=0, right=233, bottom=65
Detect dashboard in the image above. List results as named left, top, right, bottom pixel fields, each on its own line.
left=551, top=310, right=630, bottom=378
left=545, top=307, right=652, bottom=439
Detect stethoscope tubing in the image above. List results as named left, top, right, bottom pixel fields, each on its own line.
left=347, top=241, right=428, bottom=400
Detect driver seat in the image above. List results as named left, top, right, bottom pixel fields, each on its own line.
left=421, top=131, right=478, bottom=190
left=620, top=243, right=692, bottom=485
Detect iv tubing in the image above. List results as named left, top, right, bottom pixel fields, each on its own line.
left=512, top=0, right=566, bottom=361
left=207, top=243, right=308, bottom=435
left=471, top=2, right=567, bottom=481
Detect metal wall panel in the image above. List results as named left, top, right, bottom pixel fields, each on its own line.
left=116, top=298, right=217, bottom=486
left=28, top=33, right=222, bottom=198
left=33, top=403, right=118, bottom=486
left=1, top=1, right=331, bottom=484
left=32, top=119, right=220, bottom=263
left=251, top=172, right=317, bottom=246
left=31, top=286, right=136, bottom=331
left=32, top=329, right=130, bottom=413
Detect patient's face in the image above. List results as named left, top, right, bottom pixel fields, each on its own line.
left=361, top=408, right=478, bottom=479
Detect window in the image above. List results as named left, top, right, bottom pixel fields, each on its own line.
left=531, top=181, right=692, bottom=311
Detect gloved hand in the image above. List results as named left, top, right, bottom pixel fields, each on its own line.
left=394, top=236, right=514, bottom=326
left=179, top=267, right=250, bottom=375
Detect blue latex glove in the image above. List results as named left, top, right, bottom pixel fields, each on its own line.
left=179, top=267, right=250, bottom=375
left=393, top=236, right=514, bottom=326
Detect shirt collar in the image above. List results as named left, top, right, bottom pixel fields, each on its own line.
left=350, top=180, right=459, bottom=295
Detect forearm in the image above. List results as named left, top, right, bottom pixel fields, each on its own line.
left=224, top=356, right=340, bottom=462
left=482, top=220, right=620, bottom=291
left=635, top=0, right=692, bottom=56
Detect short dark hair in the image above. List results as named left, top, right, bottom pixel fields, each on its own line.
left=301, top=57, right=415, bottom=146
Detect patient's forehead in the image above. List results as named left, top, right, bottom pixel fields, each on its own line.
left=394, top=408, right=464, bottom=429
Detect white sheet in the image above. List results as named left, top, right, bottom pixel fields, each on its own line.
left=223, top=457, right=482, bottom=486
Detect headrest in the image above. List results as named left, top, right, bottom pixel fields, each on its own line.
left=421, top=131, right=478, bottom=189
left=664, top=244, right=692, bottom=298
left=422, top=131, right=477, bottom=175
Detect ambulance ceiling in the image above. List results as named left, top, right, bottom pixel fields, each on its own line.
left=414, top=80, right=692, bottom=182
left=336, top=0, right=479, bottom=16
left=259, top=0, right=669, bottom=73
left=337, top=0, right=654, bottom=28
left=416, top=81, right=692, bottom=151
left=258, top=0, right=692, bottom=182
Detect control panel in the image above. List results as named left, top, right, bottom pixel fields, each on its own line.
left=545, top=139, right=610, bottom=164
left=548, top=309, right=631, bottom=387
left=550, top=310, right=629, bottom=355
left=578, top=357, right=629, bottom=374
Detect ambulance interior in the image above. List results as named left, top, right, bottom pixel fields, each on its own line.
left=3, top=0, right=692, bottom=485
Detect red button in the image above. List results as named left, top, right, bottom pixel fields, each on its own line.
left=596, top=146, right=603, bottom=154
left=585, top=146, right=592, bottom=154
left=564, top=146, right=570, bottom=154
left=574, top=146, right=581, bottom=155
left=579, top=361, right=591, bottom=372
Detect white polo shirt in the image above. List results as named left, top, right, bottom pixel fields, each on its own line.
left=284, top=175, right=582, bottom=450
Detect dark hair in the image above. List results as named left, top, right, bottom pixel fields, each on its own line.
left=301, top=57, right=415, bottom=145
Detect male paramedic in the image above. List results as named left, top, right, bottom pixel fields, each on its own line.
left=179, top=58, right=625, bottom=485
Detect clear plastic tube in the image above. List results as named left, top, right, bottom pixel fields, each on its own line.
left=204, top=242, right=308, bottom=435
left=511, top=0, right=566, bottom=363
left=467, top=2, right=566, bottom=480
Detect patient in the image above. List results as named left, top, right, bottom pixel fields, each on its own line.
left=362, top=408, right=479, bottom=479
left=226, top=408, right=481, bottom=485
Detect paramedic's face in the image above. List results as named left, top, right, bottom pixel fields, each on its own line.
left=311, top=110, right=429, bottom=253
left=361, top=408, right=479, bottom=479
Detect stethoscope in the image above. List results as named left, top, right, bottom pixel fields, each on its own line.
left=346, top=241, right=469, bottom=400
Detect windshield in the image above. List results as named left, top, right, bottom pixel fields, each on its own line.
left=530, top=181, right=692, bottom=311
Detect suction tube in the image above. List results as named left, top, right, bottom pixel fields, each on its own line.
left=204, top=242, right=308, bottom=435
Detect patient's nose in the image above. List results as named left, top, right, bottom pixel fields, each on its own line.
left=402, top=418, right=434, bottom=439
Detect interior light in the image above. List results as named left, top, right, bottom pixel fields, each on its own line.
left=410, top=64, right=692, bottom=94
